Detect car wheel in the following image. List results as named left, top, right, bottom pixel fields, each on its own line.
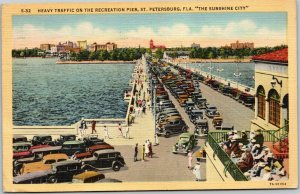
left=165, top=132, right=170, bottom=138
left=182, top=126, right=187, bottom=132
left=48, top=176, right=57, bottom=183
left=113, top=163, right=121, bottom=171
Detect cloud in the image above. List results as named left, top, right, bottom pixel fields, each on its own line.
left=13, top=20, right=286, bottom=48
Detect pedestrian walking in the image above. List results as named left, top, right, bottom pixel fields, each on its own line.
left=91, top=120, right=97, bottom=134
left=118, top=122, right=123, bottom=137
left=154, top=133, right=159, bottom=146
left=142, top=104, right=146, bottom=114
left=124, top=125, right=129, bottom=139
left=188, top=150, right=193, bottom=169
left=193, top=162, right=202, bottom=181
left=149, top=142, right=153, bottom=158
left=131, top=112, right=136, bottom=123
left=145, top=140, right=150, bottom=157
left=104, top=125, right=111, bottom=139
left=134, top=143, right=138, bottom=162
left=141, top=145, right=145, bottom=161
left=79, top=118, right=87, bottom=137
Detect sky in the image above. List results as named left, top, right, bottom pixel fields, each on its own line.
left=13, top=12, right=287, bottom=49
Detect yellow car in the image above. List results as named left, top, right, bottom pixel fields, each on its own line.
left=72, top=171, right=105, bottom=183
left=21, top=153, right=69, bottom=174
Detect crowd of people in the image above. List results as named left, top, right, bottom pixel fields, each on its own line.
left=219, top=129, right=288, bottom=181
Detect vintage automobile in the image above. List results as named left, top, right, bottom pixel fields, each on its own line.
left=194, top=118, right=209, bottom=136
left=194, top=97, right=207, bottom=109
left=48, top=160, right=83, bottom=183
left=157, top=108, right=178, bottom=117
left=21, top=153, right=69, bottom=174
left=81, top=150, right=126, bottom=171
left=13, top=142, right=32, bottom=153
left=13, top=144, right=51, bottom=160
left=13, top=135, right=28, bottom=143
left=157, top=112, right=181, bottom=123
left=55, top=134, right=77, bottom=146
left=212, top=116, right=223, bottom=129
left=61, top=140, right=86, bottom=156
left=156, top=119, right=187, bottom=138
left=75, top=144, right=114, bottom=159
left=72, top=171, right=105, bottom=183
left=172, top=133, right=197, bottom=154
left=189, top=109, right=205, bottom=123
left=13, top=170, right=52, bottom=184
left=159, top=115, right=182, bottom=126
left=219, top=123, right=234, bottom=131
left=206, top=110, right=221, bottom=118
left=17, top=146, right=63, bottom=164
left=184, top=101, right=195, bottom=111
left=31, top=135, right=54, bottom=146
left=83, top=134, right=104, bottom=147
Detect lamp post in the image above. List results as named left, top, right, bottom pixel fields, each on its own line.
left=208, top=61, right=214, bottom=79
left=233, top=61, right=242, bottom=89
left=216, top=64, right=224, bottom=82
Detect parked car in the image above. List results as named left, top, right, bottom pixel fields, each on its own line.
left=48, top=160, right=83, bottom=183
left=14, top=144, right=51, bottom=160
left=31, top=135, right=54, bottom=146
left=157, top=112, right=181, bottom=122
left=17, top=146, right=63, bottom=164
left=189, top=109, right=205, bottom=123
left=61, top=140, right=86, bottom=156
left=72, top=171, right=105, bottom=183
left=13, top=142, right=32, bottom=153
left=13, top=135, right=28, bottom=143
left=172, top=133, right=197, bottom=154
left=156, top=119, right=187, bottom=138
left=206, top=110, right=221, bottom=118
left=55, top=134, right=76, bottom=146
left=75, top=144, right=114, bottom=159
left=81, top=150, right=126, bottom=171
left=159, top=115, right=182, bottom=126
left=194, top=118, right=209, bottom=136
left=83, top=134, right=104, bottom=147
left=220, top=123, right=234, bottom=131
left=21, top=153, right=69, bottom=174
left=13, top=170, right=52, bottom=184
left=212, top=116, right=223, bottom=128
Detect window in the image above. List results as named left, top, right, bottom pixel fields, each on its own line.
left=45, top=159, right=56, bottom=164
left=269, top=90, right=280, bottom=127
left=108, top=153, right=116, bottom=158
left=257, top=86, right=266, bottom=119
left=98, top=154, right=109, bottom=159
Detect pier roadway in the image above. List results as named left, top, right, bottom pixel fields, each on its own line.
left=199, top=82, right=254, bottom=131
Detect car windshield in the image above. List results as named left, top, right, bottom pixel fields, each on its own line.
left=66, top=136, right=76, bottom=141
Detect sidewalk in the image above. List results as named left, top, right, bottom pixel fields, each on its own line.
left=84, top=60, right=155, bottom=145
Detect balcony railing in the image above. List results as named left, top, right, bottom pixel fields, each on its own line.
left=207, top=131, right=248, bottom=181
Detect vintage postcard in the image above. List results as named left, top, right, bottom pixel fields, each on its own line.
left=1, top=0, right=298, bottom=192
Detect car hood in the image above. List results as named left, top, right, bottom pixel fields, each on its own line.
left=22, top=161, right=50, bottom=174
left=178, top=139, right=189, bottom=144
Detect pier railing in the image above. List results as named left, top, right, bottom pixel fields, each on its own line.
left=207, top=131, right=248, bottom=181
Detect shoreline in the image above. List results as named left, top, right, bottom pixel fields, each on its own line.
left=56, top=60, right=136, bottom=64
left=171, top=58, right=252, bottom=64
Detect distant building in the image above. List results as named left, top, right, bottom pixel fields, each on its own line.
left=62, top=41, right=74, bottom=48
left=106, top=42, right=117, bottom=52
left=77, top=40, right=87, bottom=50
left=191, top=43, right=200, bottom=48
left=40, top=44, right=51, bottom=51
left=230, top=40, right=254, bottom=49
left=90, top=42, right=117, bottom=52
left=150, top=39, right=166, bottom=50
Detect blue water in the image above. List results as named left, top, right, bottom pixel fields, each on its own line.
left=187, top=63, right=255, bottom=88
left=13, top=58, right=134, bottom=126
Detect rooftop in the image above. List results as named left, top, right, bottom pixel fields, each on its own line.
left=252, top=48, right=288, bottom=64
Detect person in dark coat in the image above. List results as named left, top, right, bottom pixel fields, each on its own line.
left=134, top=143, right=138, bottom=162
left=237, top=147, right=254, bottom=172
left=254, top=129, right=264, bottom=147
left=91, top=120, right=97, bottom=134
